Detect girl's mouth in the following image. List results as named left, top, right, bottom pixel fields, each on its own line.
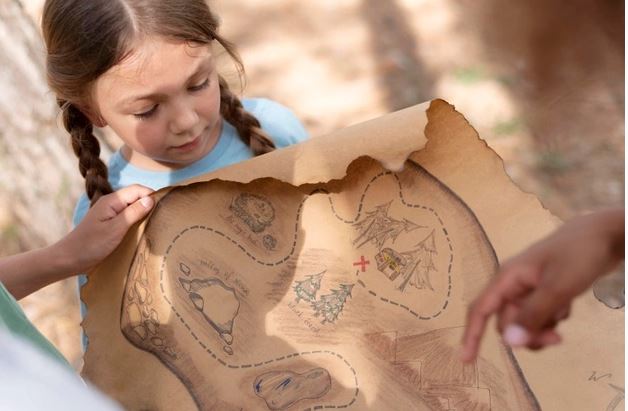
left=172, top=135, right=201, bottom=152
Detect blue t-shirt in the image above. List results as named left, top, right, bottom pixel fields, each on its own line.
left=72, top=98, right=307, bottom=348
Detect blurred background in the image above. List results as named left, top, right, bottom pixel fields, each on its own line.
left=0, top=0, right=624, bottom=369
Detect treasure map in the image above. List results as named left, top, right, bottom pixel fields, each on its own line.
left=82, top=100, right=624, bottom=410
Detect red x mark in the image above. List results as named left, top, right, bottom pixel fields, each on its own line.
left=353, top=256, right=370, bottom=272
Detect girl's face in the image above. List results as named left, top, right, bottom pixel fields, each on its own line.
left=92, top=38, right=222, bottom=171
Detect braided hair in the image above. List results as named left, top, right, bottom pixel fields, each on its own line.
left=59, top=101, right=113, bottom=205
left=218, top=76, right=276, bottom=155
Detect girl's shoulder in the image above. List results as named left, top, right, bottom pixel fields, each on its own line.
left=242, top=98, right=308, bottom=147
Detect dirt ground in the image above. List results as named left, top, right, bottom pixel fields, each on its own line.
left=17, top=0, right=625, bottom=370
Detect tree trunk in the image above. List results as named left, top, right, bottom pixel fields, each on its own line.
left=0, top=0, right=83, bottom=250
left=0, top=0, right=106, bottom=369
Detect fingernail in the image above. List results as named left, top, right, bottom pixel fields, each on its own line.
left=140, top=196, right=154, bottom=208
left=503, top=325, right=529, bottom=347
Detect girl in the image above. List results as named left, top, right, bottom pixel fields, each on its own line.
left=41, top=0, right=309, bottom=346
left=41, top=0, right=308, bottom=217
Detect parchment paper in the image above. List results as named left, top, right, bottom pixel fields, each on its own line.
left=82, top=99, right=624, bottom=411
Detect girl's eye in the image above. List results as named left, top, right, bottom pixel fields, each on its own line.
left=189, top=78, right=210, bottom=92
left=134, top=105, right=158, bottom=120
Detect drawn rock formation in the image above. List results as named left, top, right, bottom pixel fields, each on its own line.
left=253, top=368, right=332, bottom=410
left=121, top=238, right=178, bottom=361
left=230, top=193, right=275, bottom=233
left=179, top=277, right=240, bottom=354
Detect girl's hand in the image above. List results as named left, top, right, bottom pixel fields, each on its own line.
left=58, top=185, right=155, bottom=273
left=461, top=209, right=624, bottom=363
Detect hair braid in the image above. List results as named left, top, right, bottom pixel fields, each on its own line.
left=218, top=76, right=276, bottom=156
left=59, top=100, right=113, bottom=206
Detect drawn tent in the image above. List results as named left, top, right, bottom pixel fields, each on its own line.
left=82, top=100, right=623, bottom=411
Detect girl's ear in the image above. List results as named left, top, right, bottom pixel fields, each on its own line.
left=80, top=106, right=107, bottom=128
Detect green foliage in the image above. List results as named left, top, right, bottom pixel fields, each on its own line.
left=0, top=222, right=22, bottom=254
left=1, top=223, right=19, bottom=242
left=537, top=150, right=570, bottom=174
left=452, top=67, right=486, bottom=84
left=493, top=118, right=523, bottom=136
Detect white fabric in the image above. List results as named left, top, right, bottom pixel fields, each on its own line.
left=0, top=329, right=121, bottom=411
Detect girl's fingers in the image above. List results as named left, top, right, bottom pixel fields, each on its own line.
left=114, top=196, right=154, bottom=229
left=513, top=283, right=568, bottom=335
left=461, top=281, right=507, bottom=362
left=501, top=301, right=569, bottom=350
left=496, top=302, right=520, bottom=334
left=554, top=305, right=571, bottom=322
left=462, top=269, right=523, bottom=362
left=525, top=328, right=562, bottom=350
left=462, top=264, right=540, bottom=363
left=96, top=185, right=155, bottom=217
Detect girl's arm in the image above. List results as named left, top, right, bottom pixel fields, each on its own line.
left=0, top=185, right=154, bottom=300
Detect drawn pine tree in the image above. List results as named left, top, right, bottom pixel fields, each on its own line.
left=353, top=202, right=423, bottom=249
left=398, top=230, right=437, bottom=292
left=311, top=284, right=354, bottom=324
left=293, top=270, right=325, bottom=303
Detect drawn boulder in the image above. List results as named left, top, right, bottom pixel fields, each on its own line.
left=230, top=193, right=276, bottom=233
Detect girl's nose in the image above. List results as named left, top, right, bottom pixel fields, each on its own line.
left=169, top=101, right=199, bottom=135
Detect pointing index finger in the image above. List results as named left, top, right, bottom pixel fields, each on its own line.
left=461, top=265, right=536, bottom=362
left=461, top=279, right=506, bottom=362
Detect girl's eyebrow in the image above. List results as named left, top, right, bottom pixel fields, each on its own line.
left=118, top=57, right=214, bottom=107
